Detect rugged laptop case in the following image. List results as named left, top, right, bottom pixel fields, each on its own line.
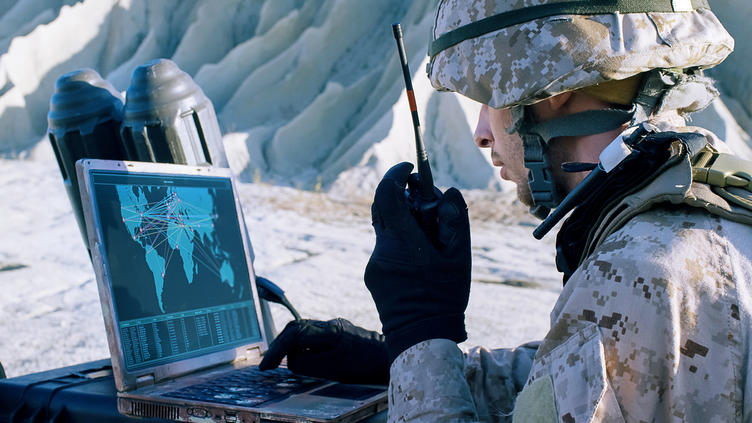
left=0, top=359, right=169, bottom=423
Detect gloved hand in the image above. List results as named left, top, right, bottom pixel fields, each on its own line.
left=258, top=318, right=389, bottom=385
left=365, top=162, right=471, bottom=363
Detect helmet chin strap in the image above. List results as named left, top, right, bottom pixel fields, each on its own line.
left=518, top=107, right=636, bottom=219
left=517, top=69, right=679, bottom=221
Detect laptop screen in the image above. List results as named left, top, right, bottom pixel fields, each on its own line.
left=89, top=169, right=262, bottom=371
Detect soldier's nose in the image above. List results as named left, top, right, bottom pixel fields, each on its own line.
left=474, top=104, right=493, bottom=148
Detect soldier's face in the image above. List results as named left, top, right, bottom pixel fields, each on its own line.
left=473, top=104, right=534, bottom=206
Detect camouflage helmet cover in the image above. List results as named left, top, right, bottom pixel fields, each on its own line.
left=428, top=0, right=734, bottom=109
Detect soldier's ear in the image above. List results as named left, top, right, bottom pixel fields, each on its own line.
left=546, top=91, right=572, bottom=111
left=529, top=91, right=573, bottom=122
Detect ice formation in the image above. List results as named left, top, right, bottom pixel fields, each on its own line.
left=0, top=0, right=498, bottom=198
left=0, top=0, right=746, bottom=196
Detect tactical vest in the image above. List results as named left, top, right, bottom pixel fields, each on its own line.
left=556, top=133, right=752, bottom=283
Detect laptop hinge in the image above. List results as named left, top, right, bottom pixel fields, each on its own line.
left=135, top=374, right=155, bottom=388
left=239, top=346, right=262, bottom=362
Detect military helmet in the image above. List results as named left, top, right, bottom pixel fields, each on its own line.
left=427, top=0, right=734, bottom=219
left=427, top=0, right=734, bottom=110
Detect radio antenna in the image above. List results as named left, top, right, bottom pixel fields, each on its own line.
left=392, top=23, right=436, bottom=201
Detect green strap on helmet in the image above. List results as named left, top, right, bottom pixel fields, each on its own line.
left=429, top=0, right=710, bottom=59
left=528, top=108, right=636, bottom=144
left=520, top=107, right=635, bottom=218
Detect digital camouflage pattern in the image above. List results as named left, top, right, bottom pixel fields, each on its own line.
left=388, top=120, right=752, bottom=422
left=526, top=205, right=751, bottom=422
left=389, top=205, right=752, bottom=422
left=389, top=339, right=538, bottom=421
left=427, top=0, right=734, bottom=109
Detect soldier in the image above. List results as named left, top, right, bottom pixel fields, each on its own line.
left=263, top=0, right=752, bottom=421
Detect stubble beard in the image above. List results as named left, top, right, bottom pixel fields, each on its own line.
left=516, top=179, right=534, bottom=207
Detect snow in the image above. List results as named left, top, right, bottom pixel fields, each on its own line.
left=710, top=2, right=752, bottom=121
left=0, top=0, right=500, bottom=197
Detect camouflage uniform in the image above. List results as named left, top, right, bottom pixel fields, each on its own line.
left=386, top=1, right=747, bottom=421
left=388, top=124, right=752, bottom=423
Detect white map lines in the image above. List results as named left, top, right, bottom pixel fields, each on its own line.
left=121, top=189, right=223, bottom=281
left=116, top=184, right=238, bottom=313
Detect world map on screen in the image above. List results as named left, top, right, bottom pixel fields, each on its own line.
left=115, top=185, right=235, bottom=312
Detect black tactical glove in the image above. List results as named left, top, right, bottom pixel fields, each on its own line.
left=258, top=318, right=389, bottom=385
left=365, top=162, right=471, bottom=363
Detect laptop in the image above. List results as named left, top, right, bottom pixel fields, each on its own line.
left=75, top=159, right=387, bottom=423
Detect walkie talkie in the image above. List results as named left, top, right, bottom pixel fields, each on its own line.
left=392, top=23, right=441, bottom=242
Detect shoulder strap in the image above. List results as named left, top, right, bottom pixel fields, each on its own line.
left=692, top=146, right=752, bottom=210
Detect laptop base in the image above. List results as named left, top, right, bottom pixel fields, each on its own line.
left=119, top=395, right=387, bottom=423
left=0, top=359, right=387, bottom=423
left=119, top=360, right=387, bottom=423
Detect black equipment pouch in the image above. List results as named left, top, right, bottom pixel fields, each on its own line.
left=555, top=131, right=704, bottom=283
left=557, top=132, right=752, bottom=284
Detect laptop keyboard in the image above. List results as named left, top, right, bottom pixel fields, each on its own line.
left=163, top=366, right=326, bottom=407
